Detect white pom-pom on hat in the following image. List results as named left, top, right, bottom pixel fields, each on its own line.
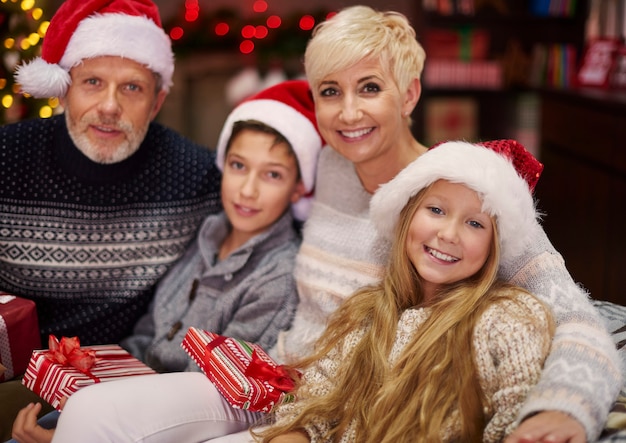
left=15, top=0, right=174, bottom=98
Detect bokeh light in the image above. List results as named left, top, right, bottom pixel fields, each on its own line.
left=266, top=15, right=281, bottom=29
left=299, top=15, right=315, bottom=31
left=239, top=40, right=254, bottom=54
left=253, top=1, right=268, bottom=13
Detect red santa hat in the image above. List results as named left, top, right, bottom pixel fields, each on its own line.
left=15, top=0, right=174, bottom=98
left=370, top=139, right=544, bottom=266
left=216, top=79, right=323, bottom=221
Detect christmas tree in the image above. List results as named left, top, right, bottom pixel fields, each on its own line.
left=0, top=0, right=56, bottom=125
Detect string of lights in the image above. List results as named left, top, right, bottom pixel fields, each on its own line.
left=0, top=0, right=331, bottom=124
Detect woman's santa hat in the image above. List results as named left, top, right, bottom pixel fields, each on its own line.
left=216, top=79, right=323, bottom=221
left=15, top=0, right=174, bottom=98
left=370, top=139, right=544, bottom=265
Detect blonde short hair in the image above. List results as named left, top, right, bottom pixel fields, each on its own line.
left=304, top=5, right=426, bottom=93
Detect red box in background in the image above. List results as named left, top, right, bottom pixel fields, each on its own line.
left=424, top=28, right=491, bottom=61
left=22, top=343, right=156, bottom=410
left=0, top=293, right=40, bottom=382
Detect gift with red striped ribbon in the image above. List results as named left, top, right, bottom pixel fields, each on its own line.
left=182, top=327, right=297, bottom=413
left=22, top=335, right=155, bottom=410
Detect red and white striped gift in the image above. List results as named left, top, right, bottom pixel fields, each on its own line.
left=22, top=343, right=156, bottom=410
left=182, top=327, right=296, bottom=413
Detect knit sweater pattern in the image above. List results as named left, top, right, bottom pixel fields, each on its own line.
left=274, top=147, right=623, bottom=440
left=123, top=210, right=301, bottom=372
left=0, top=115, right=222, bottom=345
left=274, top=290, right=552, bottom=442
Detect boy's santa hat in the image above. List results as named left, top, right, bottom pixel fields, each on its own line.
left=370, top=139, right=544, bottom=265
left=216, top=79, right=323, bottom=221
left=15, top=0, right=174, bottom=98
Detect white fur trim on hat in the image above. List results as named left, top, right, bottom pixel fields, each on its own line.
left=370, top=141, right=540, bottom=265
left=216, top=98, right=322, bottom=221
left=16, top=13, right=173, bottom=98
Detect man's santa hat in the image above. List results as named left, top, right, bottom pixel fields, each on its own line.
left=216, top=79, right=323, bottom=221
left=370, top=139, right=544, bottom=265
left=15, top=0, right=174, bottom=98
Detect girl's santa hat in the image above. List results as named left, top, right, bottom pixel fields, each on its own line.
left=370, top=139, right=544, bottom=265
left=216, top=79, right=323, bottom=221
left=15, top=0, right=174, bottom=98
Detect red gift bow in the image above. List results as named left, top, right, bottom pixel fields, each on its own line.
left=45, top=335, right=96, bottom=374
left=244, top=350, right=296, bottom=392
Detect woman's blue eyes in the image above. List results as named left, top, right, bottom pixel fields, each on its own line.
left=319, top=83, right=381, bottom=96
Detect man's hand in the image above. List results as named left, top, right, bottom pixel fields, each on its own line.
left=505, top=410, right=586, bottom=443
left=11, top=403, right=55, bottom=443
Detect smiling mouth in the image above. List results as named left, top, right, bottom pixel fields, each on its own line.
left=93, top=125, right=120, bottom=133
left=425, top=246, right=459, bottom=263
left=340, top=127, right=374, bottom=138
left=235, top=204, right=259, bottom=214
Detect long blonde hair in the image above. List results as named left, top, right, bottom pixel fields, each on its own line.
left=260, top=186, right=551, bottom=442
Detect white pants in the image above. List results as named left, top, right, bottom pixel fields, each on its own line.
left=51, top=372, right=264, bottom=443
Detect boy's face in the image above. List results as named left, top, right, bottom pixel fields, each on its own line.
left=221, top=129, right=305, bottom=244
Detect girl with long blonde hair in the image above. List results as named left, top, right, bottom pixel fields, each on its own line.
left=261, top=140, right=555, bottom=443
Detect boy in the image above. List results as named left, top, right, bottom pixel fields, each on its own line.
left=122, top=79, right=322, bottom=372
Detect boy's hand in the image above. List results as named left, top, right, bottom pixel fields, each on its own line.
left=505, top=410, right=586, bottom=443
left=11, top=403, right=55, bottom=443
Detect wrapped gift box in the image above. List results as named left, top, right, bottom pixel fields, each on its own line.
left=23, top=341, right=156, bottom=410
left=0, top=293, right=41, bottom=382
left=182, top=327, right=296, bottom=413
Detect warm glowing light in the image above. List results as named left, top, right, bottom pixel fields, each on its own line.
left=20, top=0, right=35, bottom=11
left=39, top=105, right=53, bottom=118
left=48, top=97, right=59, bottom=108
left=27, top=33, right=40, bottom=46
left=255, top=25, right=268, bottom=39
left=299, top=15, right=315, bottom=31
left=239, top=40, right=254, bottom=54
left=214, top=22, right=229, bottom=36
left=2, top=95, right=14, bottom=109
left=31, top=7, right=42, bottom=20
left=169, top=27, right=184, bottom=40
left=38, top=21, right=49, bottom=37
left=252, top=0, right=267, bottom=13
left=241, top=25, right=255, bottom=39
left=266, top=15, right=281, bottom=29
left=0, top=79, right=6, bottom=89
left=20, top=39, right=31, bottom=50
left=12, top=84, right=21, bottom=93
left=185, top=10, right=199, bottom=22
left=4, top=38, right=15, bottom=49
left=326, top=11, right=338, bottom=20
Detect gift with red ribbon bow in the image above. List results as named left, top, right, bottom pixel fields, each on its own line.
left=181, top=327, right=298, bottom=413
left=46, top=335, right=97, bottom=374
left=22, top=335, right=155, bottom=410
